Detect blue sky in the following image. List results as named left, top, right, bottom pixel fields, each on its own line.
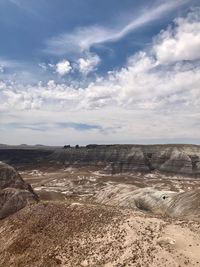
left=0, top=0, right=200, bottom=145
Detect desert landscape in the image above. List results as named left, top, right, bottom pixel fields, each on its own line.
left=1, top=1, right=200, bottom=266
left=0, top=144, right=200, bottom=266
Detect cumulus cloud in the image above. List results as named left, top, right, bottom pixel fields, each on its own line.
left=45, top=0, right=189, bottom=55
left=77, top=54, right=100, bottom=74
left=38, top=54, right=100, bottom=75
left=55, top=60, right=72, bottom=76
left=154, top=7, right=200, bottom=63
left=1, top=52, right=200, bottom=112
left=1, top=8, right=200, bottom=144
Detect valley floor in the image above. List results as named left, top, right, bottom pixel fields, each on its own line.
left=19, top=166, right=200, bottom=202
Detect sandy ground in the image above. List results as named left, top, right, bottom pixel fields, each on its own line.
left=0, top=167, right=199, bottom=266
left=0, top=201, right=199, bottom=267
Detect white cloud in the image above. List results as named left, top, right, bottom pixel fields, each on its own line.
left=38, top=55, right=100, bottom=75
left=0, top=81, right=6, bottom=90
left=38, top=63, right=47, bottom=71
left=8, top=0, right=38, bottom=16
left=55, top=60, right=72, bottom=76
left=1, top=50, right=199, bottom=113
left=1, top=8, right=200, bottom=144
left=78, top=54, right=100, bottom=74
left=8, top=0, right=22, bottom=6
left=154, top=7, right=200, bottom=63
left=0, top=65, right=4, bottom=73
left=45, top=0, right=189, bottom=55
left=0, top=58, right=19, bottom=68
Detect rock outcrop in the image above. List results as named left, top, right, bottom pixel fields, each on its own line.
left=95, top=184, right=200, bottom=220
left=0, top=144, right=200, bottom=175
left=0, top=162, right=38, bottom=219
left=47, top=145, right=200, bottom=175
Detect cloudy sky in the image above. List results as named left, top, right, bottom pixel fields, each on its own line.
left=0, top=0, right=200, bottom=145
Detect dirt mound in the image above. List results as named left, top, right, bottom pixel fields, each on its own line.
left=0, top=202, right=199, bottom=267
left=95, top=184, right=200, bottom=220
left=0, top=162, right=38, bottom=219
left=165, top=189, right=200, bottom=219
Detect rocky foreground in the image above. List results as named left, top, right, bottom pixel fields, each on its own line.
left=0, top=202, right=200, bottom=267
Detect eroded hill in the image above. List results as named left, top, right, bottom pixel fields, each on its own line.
left=0, top=162, right=38, bottom=219
left=0, top=144, right=200, bottom=176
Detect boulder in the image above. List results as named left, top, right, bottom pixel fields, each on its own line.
left=0, top=162, right=38, bottom=219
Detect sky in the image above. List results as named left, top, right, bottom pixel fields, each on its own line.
left=0, top=0, right=200, bottom=145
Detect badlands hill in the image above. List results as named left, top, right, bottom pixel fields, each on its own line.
left=95, top=185, right=200, bottom=220
left=0, top=144, right=200, bottom=176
